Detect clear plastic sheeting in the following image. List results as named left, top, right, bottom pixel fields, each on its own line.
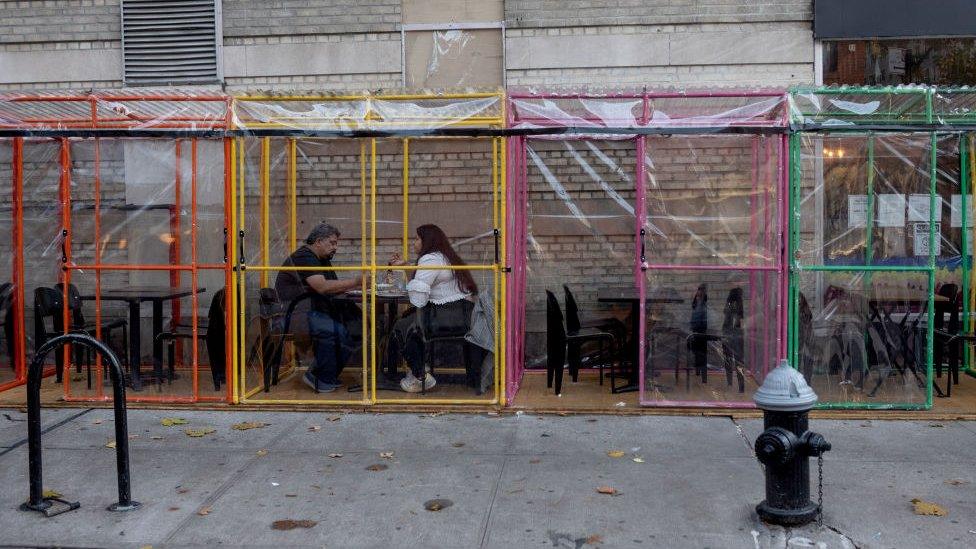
left=236, top=134, right=504, bottom=405
left=795, top=271, right=931, bottom=407
left=520, top=139, right=637, bottom=379
left=0, top=141, right=17, bottom=389
left=509, top=90, right=787, bottom=130
left=231, top=92, right=504, bottom=132
left=641, top=134, right=785, bottom=406
left=509, top=90, right=788, bottom=409
left=404, top=30, right=504, bottom=89
left=0, top=89, right=229, bottom=130
left=791, top=131, right=946, bottom=408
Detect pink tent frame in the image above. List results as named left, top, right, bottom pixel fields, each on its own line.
left=506, top=89, right=790, bottom=407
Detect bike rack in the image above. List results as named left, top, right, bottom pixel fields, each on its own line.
left=21, top=333, right=140, bottom=517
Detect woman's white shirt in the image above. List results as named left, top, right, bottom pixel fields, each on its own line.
left=405, top=252, right=470, bottom=308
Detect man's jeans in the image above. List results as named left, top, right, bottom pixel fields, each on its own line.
left=307, top=310, right=353, bottom=385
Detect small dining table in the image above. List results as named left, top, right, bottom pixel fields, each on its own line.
left=597, top=287, right=685, bottom=393
left=338, top=289, right=411, bottom=391
left=80, top=285, right=205, bottom=391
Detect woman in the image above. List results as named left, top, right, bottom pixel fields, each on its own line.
left=385, top=224, right=477, bottom=392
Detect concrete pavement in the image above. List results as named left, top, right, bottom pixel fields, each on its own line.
left=0, top=408, right=974, bottom=548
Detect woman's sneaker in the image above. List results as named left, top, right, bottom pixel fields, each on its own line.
left=400, top=373, right=423, bottom=393
left=422, top=373, right=437, bottom=390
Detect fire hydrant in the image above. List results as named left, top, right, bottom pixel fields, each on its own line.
left=753, top=360, right=831, bottom=526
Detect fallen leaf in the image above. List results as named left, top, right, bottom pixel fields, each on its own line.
left=256, top=449, right=268, bottom=457
left=161, top=418, right=188, bottom=426
left=105, top=440, right=116, bottom=449
left=71, top=374, right=84, bottom=382
left=606, top=450, right=625, bottom=458
left=271, top=519, right=317, bottom=530
left=529, top=458, right=541, bottom=464
left=285, top=494, right=297, bottom=498
left=557, top=412, right=569, bottom=417
left=379, top=451, right=394, bottom=459
left=150, top=436, right=164, bottom=440
left=197, top=506, right=211, bottom=516
left=586, top=534, right=604, bottom=544
left=177, top=488, right=189, bottom=494
left=328, top=453, right=343, bottom=458
left=929, top=424, right=945, bottom=428
left=168, top=507, right=180, bottom=511
left=92, top=419, right=103, bottom=425
left=451, top=442, right=465, bottom=448
left=327, top=416, right=341, bottom=422
left=184, top=427, right=216, bottom=438
left=632, top=457, right=645, bottom=463
left=945, top=479, right=969, bottom=486
left=911, top=498, right=947, bottom=516
left=308, top=425, right=321, bottom=432
left=423, top=498, right=453, bottom=511
left=232, top=421, right=269, bottom=431
left=366, top=464, right=388, bottom=472
left=596, top=486, right=618, bottom=496
left=42, top=489, right=63, bottom=499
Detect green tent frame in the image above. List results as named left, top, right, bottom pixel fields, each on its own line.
left=787, top=85, right=976, bottom=410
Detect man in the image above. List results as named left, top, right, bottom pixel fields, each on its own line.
left=275, top=223, right=367, bottom=393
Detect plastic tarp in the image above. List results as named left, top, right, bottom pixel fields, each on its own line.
left=0, top=88, right=229, bottom=130
left=792, top=132, right=959, bottom=408
left=510, top=91, right=788, bottom=408
left=232, top=92, right=504, bottom=132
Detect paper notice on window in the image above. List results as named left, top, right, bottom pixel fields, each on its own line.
left=847, top=194, right=868, bottom=228
left=913, top=222, right=941, bottom=256
left=908, top=194, right=938, bottom=222
left=950, top=194, right=975, bottom=227
left=877, top=194, right=906, bottom=227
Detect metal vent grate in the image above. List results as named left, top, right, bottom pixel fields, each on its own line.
left=121, top=0, right=222, bottom=86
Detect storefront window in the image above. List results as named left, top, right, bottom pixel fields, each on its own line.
left=824, top=38, right=976, bottom=86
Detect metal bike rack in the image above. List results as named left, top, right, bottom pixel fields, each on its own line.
left=20, top=333, right=140, bottom=517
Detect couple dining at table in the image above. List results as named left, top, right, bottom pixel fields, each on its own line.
left=274, top=222, right=478, bottom=394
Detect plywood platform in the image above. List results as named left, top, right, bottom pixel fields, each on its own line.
left=2, top=365, right=975, bottom=419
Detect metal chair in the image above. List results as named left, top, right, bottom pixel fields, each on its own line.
left=416, top=298, right=475, bottom=394
left=545, top=290, right=615, bottom=395
left=35, top=284, right=128, bottom=389
left=563, top=285, right=623, bottom=382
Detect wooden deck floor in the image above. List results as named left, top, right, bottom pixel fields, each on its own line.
left=2, top=365, right=975, bottom=419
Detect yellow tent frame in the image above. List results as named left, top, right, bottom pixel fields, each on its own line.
left=229, top=92, right=507, bottom=407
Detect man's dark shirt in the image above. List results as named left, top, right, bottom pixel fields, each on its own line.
left=275, top=245, right=338, bottom=315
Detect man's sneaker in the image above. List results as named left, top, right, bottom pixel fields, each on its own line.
left=400, top=373, right=423, bottom=393
left=303, top=372, right=338, bottom=393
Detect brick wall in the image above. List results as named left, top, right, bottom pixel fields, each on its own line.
left=520, top=136, right=783, bottom=366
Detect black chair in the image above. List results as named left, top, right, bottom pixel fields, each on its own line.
left=720, top=287, right=746, bottom=393
left=35, top=284, right=128, bottom=389
left=156, top=291, right=223, bottom=390
left=250, top=288, right=299, bottom=393
left=417, top=298, right=476, bottom=394
left=545, top=290, right=615, bottom=395
left=0, top=282, right=15, bottom=370
left=933, top=283, right=962, bottom=396
left=204, top=289, right=228, bottom=391
left=563, top=285, right=623, bottom=381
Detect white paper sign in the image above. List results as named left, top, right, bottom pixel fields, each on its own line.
left=878, top=194, right=906, bottom=227
left=913, top=222, right=941, bottom=256
left=908, top=194, right=939, bottom=222
left=847, top=194, right=867, bottom=228
left=950, top=194, right=975, bottom=228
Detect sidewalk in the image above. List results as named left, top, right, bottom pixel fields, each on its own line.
left=1, top=409, right=974, bottom=548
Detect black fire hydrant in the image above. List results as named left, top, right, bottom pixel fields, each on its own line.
left=753, top=360, right=831, bottom=526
